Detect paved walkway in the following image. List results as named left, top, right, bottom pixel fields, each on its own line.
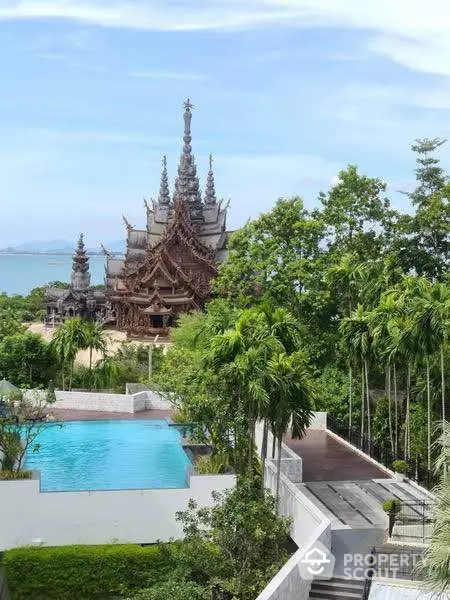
left=49, top=408, right=172, bottom=421
left=284, top=430, right=389, bottom=481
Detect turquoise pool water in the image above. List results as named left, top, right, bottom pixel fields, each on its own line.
left=24, top=420, right=191, bottom=492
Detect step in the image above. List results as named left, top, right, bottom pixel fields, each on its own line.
left=309, top=578, right=364, bottom=599
left=312, top=578, right=364, bottom=590
left=309, top=591, right=362, bottom=599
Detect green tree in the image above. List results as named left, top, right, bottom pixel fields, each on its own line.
left=214, top=198, right=325, bottom=312
left=396, top=138, right=450, bottom=279
left=0, top=332, right=56, bottom=388
left=340, top=305, right=373, bottom=444
left=0, top=390, right=49, bottom=474
left=81, top=320, right=109, bottom=370
left=318, top=164, right=395, bottom=260
left=175, top=482, right=290, bottom=600
left=50, top=318, right=86, bottom=390
left=128, top=580, right=208, bottom=600
left=422, top=423, right=450, bottom=593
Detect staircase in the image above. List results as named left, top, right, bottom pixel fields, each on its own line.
left=309, top=577, right=365, bottom=599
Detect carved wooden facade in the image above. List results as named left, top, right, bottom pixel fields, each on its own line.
left=104, top=100, right=230, bottom=336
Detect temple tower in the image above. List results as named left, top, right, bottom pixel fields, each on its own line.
left=173, top=99, right=203, bottom=220
left=71, top=233, right=91, bottom=292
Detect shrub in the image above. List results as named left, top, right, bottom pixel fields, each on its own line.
left=0, top=470, right=32, bottom=480
left=3, top=544, right=175, bottom=600
left=196, top=454, right=231, bottom=475
left=392, top=459, right=408, bottom=474
left=382, top=498, right=402, bottom=514
left=127, top=579, right=208, bottom=600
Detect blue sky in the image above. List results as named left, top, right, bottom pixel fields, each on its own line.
left=1, top=0, right=450, bottom=247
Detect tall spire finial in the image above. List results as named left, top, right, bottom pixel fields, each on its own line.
left=174, top=99, right=203, bottom=219
left=158, top=155, right=170, bottom=205
left=204, top=153, right=217, bottom=206
left=71, top=233, right=90, bottom=291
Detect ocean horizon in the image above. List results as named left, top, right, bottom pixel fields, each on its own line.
left=0, top=253, right=106, bottom=296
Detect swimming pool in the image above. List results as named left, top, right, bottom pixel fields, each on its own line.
left=24, top=420, right=191, bottom=492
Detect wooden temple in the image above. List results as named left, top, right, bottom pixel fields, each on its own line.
left=104, top=100, right=230, bottom=337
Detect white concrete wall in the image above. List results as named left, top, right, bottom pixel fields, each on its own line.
left=0, top=474, right=236, bottom=551
left=256, top=460, right=331, bottom=600
left=254, top=421, right=303, bottom=483
left=24, top=389, right=173, bottom=414
left=308, top=412, right=327, bottom=430
left=145, top=391, right=173, bottom=410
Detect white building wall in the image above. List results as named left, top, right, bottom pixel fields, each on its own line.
left=256, top=460, right=331, bottom=600
left=0, top=474, right=235, bottom=551
left=23, top=389, right=173, bottom=414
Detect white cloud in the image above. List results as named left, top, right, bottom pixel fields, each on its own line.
left=1, top=0, right=450, bottom=79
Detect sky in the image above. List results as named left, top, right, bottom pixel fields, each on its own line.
left=1, top=0, right=450, bottom=247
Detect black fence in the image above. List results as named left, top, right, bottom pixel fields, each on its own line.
left=371, top=546, right=425, bottom=582
left=394, top=501, right=436, bottom=544
left=327, top=416, right=434, bottom=489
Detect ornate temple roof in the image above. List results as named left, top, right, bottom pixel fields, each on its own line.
left=105, top=99, right=230, bottom=289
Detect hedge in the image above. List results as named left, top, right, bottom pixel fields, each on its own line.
left=3, top=544, right=176, bottom=600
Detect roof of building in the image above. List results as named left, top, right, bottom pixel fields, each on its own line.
left=106, top=100, right=230, bottom=285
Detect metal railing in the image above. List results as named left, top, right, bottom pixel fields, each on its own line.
left=393, top=500, right=436, bottom=544
left=371, top=546, right=425, bottom=581
left=361, top=548, right=376, bottom=600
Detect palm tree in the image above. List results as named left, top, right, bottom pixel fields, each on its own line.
left=207, top=309, right=275, bottom=478
left=92, top=356, right=122, bottom=390
left=51, top=318, right=86, bottom=390
left=422, top=422, right=450, bottom=593
left=370, top=292, right=404, bottom=456
left=408, top=278, right=444, bottom=471
left=267, top=350, right=313, bottom=504
left=206, top=305, right=312, bottom=491
left=418, top=282, right=449, bottom=426
left=82, top=321, right=109, bottom=371
left=326, top=253, right=368, bottom=433
left=340, top=305, right=373, bottom=447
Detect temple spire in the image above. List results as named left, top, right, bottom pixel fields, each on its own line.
left=71, top=233, right=90, bottom=292
left=204, top=154, right=217, bottom=205
left=174, top=99, right=203, bottom=219
left=158, top=155, right=170, bottom=205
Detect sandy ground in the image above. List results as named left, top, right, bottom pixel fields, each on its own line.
left=28, top=323, right=169, bottom=367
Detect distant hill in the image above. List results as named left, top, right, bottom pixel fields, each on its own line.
left=0, top=238, right=125, bottom=255
left=7, top=239, right=74, bottom=253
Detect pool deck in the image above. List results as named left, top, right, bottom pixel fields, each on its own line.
left=284, top=430, right=389, bottom=482
left=49, top=408, right=172, bottom=421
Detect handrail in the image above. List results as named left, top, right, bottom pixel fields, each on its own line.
left=361, top=547, right=376, bottom=600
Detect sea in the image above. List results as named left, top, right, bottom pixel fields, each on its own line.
left=0, top=254, right=106, bottom=296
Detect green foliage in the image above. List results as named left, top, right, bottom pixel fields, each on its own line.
left=0, top=332, right=57, bottom=387
left=392, top=460, right=408, bottom=474
left=71, top=343, right=165, bottom=392
left=195, top=453, right=231, bottom=475
left=314, top=365, right=351, bottom=422
left=382, top=498, right=402, bottom=514
left=0, top=469, right=32, bottom=480
left=215, top=197, right=325, bottom=310
left=396, top=139, right=450, bottom=279
left=0, top=391, right=49, bottom=473
left=3, top=544, right=175, bottom=600
left=422, top=424, right=450, bottom=592
left=45, top=380, right=56, bottom=404
left=318, top=164, right=395, bottom=260
left=174, top=481, right=291, bottom=600
left=128, top=579, right=208, bottom=600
